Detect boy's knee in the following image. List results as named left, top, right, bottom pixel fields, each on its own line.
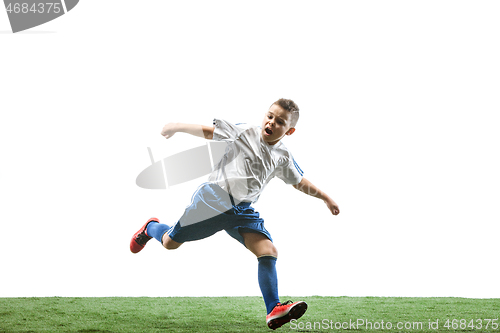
left=257, top=242, right=277, bottom=258
left=162, top=235, right=182, bottom=250
left=164, top=243, right=180, bottom=250
left=264, top=244, right=278, bottom=258
left=242, top=232, right=278, bottom=258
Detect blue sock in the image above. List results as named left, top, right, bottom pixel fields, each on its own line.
left=258, top=256, right=280, bottom=314
left=146, top=222, right=171, bottom=243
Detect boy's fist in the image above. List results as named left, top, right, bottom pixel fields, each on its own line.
left=161, top=123, right=178, bottom=139
left=325, top=198, right=340, bottom=215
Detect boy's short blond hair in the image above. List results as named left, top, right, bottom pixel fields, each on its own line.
left=272, top=98, right=300, bottom=127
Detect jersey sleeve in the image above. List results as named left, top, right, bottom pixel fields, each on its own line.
left=275, top=154, right=304, bottom=185
left=212, top=119, right=249, bottom=142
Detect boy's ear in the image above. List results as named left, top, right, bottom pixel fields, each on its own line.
left=286, top=127, right=296, bottom=136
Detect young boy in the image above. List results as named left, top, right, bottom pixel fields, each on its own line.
left=130, top=98, right=340, bottom=330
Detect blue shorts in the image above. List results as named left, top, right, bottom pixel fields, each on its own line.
left=166, top=183, right=272, bottom=246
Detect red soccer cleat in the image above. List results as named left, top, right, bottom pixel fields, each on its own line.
left=130, top=217, right=159, bottom=253
left=266, top=300, right=308, bottom=330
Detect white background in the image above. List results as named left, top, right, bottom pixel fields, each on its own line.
left=1, top=1, right=499, bottom=298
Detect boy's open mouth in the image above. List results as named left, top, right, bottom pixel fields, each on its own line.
left=265, top=127, right=273, bottom=135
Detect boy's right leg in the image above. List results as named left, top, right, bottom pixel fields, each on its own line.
left=132, top=183, right=231, bottom=253
left=130, top=218, right=182, bottom=253
left=147, top=221, right=183, bottom=249
left=130, top=218, right=160, bottom=253
left=161, top=234, right=182, bottom=250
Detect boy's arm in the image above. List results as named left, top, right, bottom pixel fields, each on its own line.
left=161, top=122, right=214, bottom=140
left=293, top=177, right=340, bottom=215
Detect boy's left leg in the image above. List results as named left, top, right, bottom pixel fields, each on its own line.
left=241, top=232, right=307, bottom=330
left=242, top=232, right=279, bottom=312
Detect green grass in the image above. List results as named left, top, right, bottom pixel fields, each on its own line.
left=0, top=297, right=499, bottom=332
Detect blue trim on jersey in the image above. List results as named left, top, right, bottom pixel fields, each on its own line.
left=292, top=157, right=304, bottom=176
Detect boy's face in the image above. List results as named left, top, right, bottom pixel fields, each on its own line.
left=261, top=104, right=296, bottom=145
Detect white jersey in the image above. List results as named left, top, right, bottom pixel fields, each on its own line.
left=208, top=119, right=304, bottom=203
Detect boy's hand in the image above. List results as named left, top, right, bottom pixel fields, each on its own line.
left=293, top=177, right=340, bottom=216
left=161, top=123, right=179, bottom=139
left=324, top=197, right=340, bottom=215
